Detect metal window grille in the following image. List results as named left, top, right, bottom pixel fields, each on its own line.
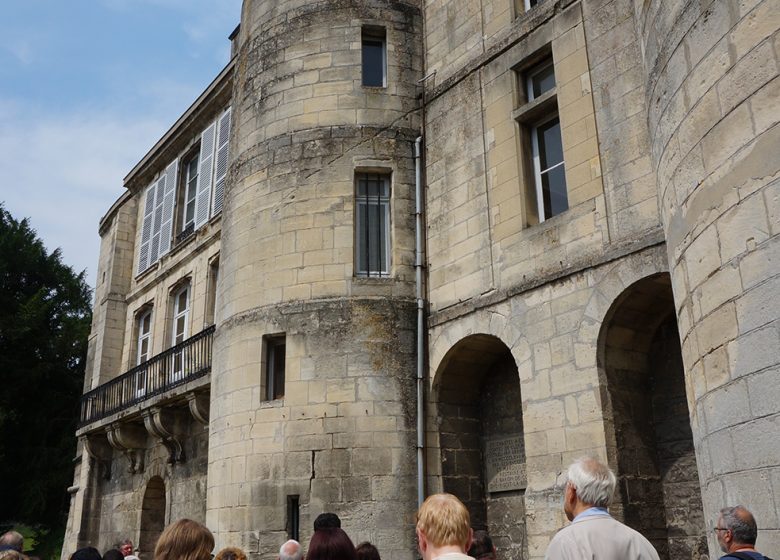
left=356, top=173, right=390, bottom=277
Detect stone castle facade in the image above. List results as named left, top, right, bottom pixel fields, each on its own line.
left=64, top=0, right=780, bottom=559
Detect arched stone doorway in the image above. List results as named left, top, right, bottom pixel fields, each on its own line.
left=434, top=334, right=527, bottom=560
left=139, top=476, right=166, bottom=558
left=598, top=273, right=706, bottom=559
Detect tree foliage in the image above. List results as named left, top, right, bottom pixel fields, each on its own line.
left=0, top=204, right=92, bottom=551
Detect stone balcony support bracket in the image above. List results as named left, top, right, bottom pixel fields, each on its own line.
left=106, top=423, right=147, bottom=474
left=187, top=392, right=210, bottom=425
left=143, top=407, right=185, bottom=464
left=82, top=434, right=113, bottom=480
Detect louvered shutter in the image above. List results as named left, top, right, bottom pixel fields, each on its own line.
left=137, top=182, right=157, bottom=274
left=158, top=159, right=179, bottom=257
left=195, top=122, right=216, bottom=229
left=212, top=107, right=231, bottom=217
left=149, top=174, right=166, bottom=264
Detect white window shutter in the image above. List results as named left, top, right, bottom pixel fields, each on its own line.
left=158, top=159, right=178, bottom=257
left=195, top=122, right=216, bottom=229
left=137, top=182, right=157, bottom=274
left=212, top=107, right=231, bottom=217
left=149, top=174, right=166, bottom=264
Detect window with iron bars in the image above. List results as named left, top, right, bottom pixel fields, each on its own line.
left=355, top=173, right=391, bottom=277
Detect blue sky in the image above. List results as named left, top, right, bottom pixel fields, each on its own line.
left=0, top=0, right=242, bottom=289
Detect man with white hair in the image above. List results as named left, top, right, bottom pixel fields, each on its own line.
left=544, top=456, right=660, bottom=560
left=279, top=539, right=302, bottom=560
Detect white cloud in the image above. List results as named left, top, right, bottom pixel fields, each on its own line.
left=0, top=101, right=170, bottom=288
left=9, top=40, right=34, bottom=65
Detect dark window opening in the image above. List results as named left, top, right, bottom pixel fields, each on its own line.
left=287, top=495, right=300, bottom=541
left=362, top=27, right=386, bottom=87
left=265, top=335, right=286, bottom=401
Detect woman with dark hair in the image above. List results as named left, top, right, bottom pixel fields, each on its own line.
left=154, top=519, right=214, bottom=560
left=355, top=542, right=380, bottom=560
left=306, top=528, right=357, bottom=560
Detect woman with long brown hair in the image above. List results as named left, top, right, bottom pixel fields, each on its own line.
left=154, top=519, right=214, bottom=560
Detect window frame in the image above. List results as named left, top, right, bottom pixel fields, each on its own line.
left=513, top=55, right=569, bottom=225
left=354, top=172, right=391, bottom=278
left=361, top=27, right=387, bottom=88
left=170, top=283, right=190, bottom=381
left=136, top=308, right=153, bottom=366
left=264, top=334, right=286, bottom=401
left=177, top=148, right=200, bottom=243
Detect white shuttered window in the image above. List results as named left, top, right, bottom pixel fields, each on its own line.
left=195, top=122, right=216, bottom=229
left=212, top=107, right=231, bottom=217
left=135, top=106, right=231, bottom=276
left=137, top=182, right=157, bottom=274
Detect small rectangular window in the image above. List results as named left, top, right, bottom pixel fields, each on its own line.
left=264, top=335, right=286, bottom=401
left=287, top=495, right=300, bottom=541
left=355, top=173, right=391, bottom=277
left=362, top=27, right=386, bottom=87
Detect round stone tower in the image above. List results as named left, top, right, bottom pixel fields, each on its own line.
left=636, top=0, right=779, bottom=551
left=207, top=0, right=423, bottom=557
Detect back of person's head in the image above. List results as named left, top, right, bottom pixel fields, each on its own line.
left=355, top=542, right=380, bottom=560
left=0, top=532, right=24, bottom=552
left=278, top=540, right=302, bottom=560
left=0, top=550, right=23, bottom=560
left=71, top=548, right=102, bottom=560
left=566, top=456, right=616, bottom=508
left=313, top=513, right=341, bottom=531
left=215, top=548, right=247, bottom=560
left=720, top=506, right=758, bottom=546
left=103, top=549, right=124, bottom=560
left=416, top=493, right=471, bottom=549
left=467, top=531, right=495, bottom=560
left=306, top=528, right=356, bottom=560
left=154, top=519, right=214, bottom=560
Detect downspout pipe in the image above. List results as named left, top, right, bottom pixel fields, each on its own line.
left=414, top=135, right=425, bottom=508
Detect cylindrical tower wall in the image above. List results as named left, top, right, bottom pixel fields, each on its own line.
left=208, top=0, right=422, bottom=557
left=635, top=0, right=779, bottom=552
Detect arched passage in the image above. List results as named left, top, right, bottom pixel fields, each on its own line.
left=139, top=476, right=166, bottom=558
left=434, top=334, right=527, bottom=560
left=598, top=273, right=706, bottom=559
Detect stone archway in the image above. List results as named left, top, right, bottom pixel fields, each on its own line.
left=139, top=476, right=166, bottom=558
left=598, top=273, right=706, bottom=559
left=434, top=334, right=528, bottom=560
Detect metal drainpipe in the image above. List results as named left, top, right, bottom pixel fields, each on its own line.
left=414, top=135, right=425, bottom=507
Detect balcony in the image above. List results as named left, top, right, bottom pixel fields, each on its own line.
left=79, top=325, right=214, bottom=428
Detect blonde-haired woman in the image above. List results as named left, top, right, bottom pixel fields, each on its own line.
left=154, top=519, right=214, bottom=560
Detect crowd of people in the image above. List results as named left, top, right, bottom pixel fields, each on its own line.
left=4, top=457, right=770, bottom=560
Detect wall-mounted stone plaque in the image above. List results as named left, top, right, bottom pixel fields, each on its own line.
left=485, top=435, right=526, bottom=493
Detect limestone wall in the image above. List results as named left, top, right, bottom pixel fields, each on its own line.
left=208, top=1, right=423, bottom=557
left=634, top=0, right=780, bottom=553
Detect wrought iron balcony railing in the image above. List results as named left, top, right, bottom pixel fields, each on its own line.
left=79, top=325, right=215, bottom=428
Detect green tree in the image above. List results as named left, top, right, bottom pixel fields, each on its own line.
left=0, top=204, right=92, bottom=558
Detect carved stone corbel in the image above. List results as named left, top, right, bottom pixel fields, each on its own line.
left=143, top=407, right=185, bottom=464
left=82, top=434, right=112, bottom=480
left=187, top=392, right=210, bottom=426
left=106, top=423, right=147, bottom=474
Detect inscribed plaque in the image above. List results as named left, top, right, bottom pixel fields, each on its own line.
left=485, top=435, right=526, bottom=493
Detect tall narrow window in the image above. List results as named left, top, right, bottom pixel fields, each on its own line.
left=355, top=173, right=390, bottom=277
left=287, top=495, right=300, bottom=541
left=135, top=309, right=153, bottom=397
left=137, top=310, right=153, bottom=365
left=171, top=284, right=190, bottom=380
left=514, top=57, right=568, bottom=223
left=177, top=152, right=199, bottom=243
left=362, top=27, right=386, bottom=87
left=205, top=259, right=219, bottom=326
left=264, top=335, right=286, bottom=401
